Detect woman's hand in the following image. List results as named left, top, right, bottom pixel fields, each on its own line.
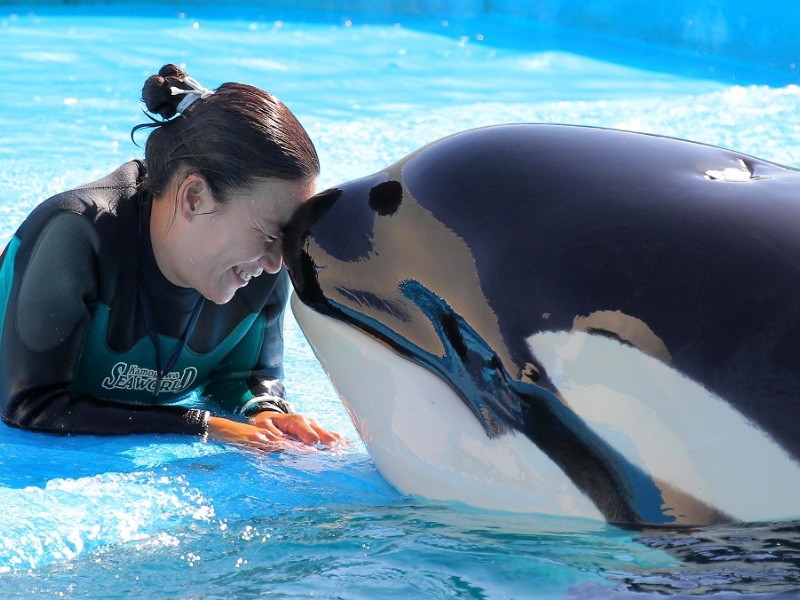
left=206, top=414, right=346, bottom=452
left=206, top=416, right=287, bottom=452
left=248, top=410, right=346, bottom=448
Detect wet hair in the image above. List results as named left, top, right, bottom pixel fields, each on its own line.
left=132, top=64, right=319, bottom=202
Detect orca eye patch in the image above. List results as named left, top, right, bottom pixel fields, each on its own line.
left=368, top=180, right=403, bottom=216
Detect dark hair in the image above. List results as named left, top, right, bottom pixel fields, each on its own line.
left=132, top=64, right=319, bottom=201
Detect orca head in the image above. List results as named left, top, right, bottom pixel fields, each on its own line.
left=282, top=167, right=689, bottom=527
left=282, top=170, right=539, bottom=437
left=282, top=124, right=800, bottom=527
left=282, top=174, right=614, bottom=521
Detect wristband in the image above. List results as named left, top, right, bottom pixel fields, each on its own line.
left=241, top=397, right=292, bottom=417
left=185, top=409, right=211, bottom=439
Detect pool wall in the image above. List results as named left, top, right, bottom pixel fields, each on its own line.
left=6, top=0, right=799, bottom=73
left=323, top=0, right=797, bottom=74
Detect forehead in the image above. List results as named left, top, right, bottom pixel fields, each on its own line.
left=228, top=177, right=316, bottom=227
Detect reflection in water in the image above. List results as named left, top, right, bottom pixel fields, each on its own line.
left=620, top=521, right=800, bottom=594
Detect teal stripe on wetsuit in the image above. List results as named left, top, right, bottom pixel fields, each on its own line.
left=0, top=237, right=20, bottom=359
left=70, top=303, right=261, bottom=405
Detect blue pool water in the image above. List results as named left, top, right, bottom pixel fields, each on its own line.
left=2, top=3, right=800, bottom=598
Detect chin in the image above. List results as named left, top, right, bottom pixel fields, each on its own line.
left=214, top=292, right=236, bottom=305
left=199, top=287, right=236, bottom=305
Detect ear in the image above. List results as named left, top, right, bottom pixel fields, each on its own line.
left=176, top=173, right=216, bottom=221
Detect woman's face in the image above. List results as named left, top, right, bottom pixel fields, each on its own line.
left=157, top=175, right=316, bottom=304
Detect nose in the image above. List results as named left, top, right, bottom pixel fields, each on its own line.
left=260, top=244, right=284, bottom=274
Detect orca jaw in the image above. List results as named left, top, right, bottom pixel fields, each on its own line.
left=290, top=293, right=607, bottom=521
left=288, top=274, right=727, bottom=526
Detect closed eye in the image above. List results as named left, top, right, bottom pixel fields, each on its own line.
left=259, top=228, right=280, bottom=244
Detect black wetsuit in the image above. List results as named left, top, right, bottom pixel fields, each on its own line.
left=0, top=161, right=291, bottom=436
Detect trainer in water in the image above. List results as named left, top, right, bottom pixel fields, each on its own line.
left=0, top=64, right=341, bottom=450
left=284, top=123, right=800, bottom=526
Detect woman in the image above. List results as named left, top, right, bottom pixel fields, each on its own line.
left=0, top=64, right=341, bottom=450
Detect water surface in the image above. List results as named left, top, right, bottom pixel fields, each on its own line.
left=1, top=4, right=800, bottom=598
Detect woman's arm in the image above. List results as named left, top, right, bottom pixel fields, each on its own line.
left=0, top=212, right=209, bottom=436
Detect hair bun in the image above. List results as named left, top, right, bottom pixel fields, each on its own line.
left=140, top=63, right=191, bottom=120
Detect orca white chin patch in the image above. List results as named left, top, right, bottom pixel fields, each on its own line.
left=527, top=330, right=800, bottom=523
left=291, top=294, right=603, bottom=521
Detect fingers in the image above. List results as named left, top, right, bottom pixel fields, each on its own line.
left=278, top=415, right=347, bottom=448
left=306, top=417, right=347, bottom=448
left=210, top=413, right=348, bottom=453
left=286, top=415, right=322, bottom=446
left=236, top=434, right=315, bottom=455
left=256, top=418, right=286, bottom=441
left=235, top=436, right=284, bottom=454
left=250, top=411, right=348, bottom=449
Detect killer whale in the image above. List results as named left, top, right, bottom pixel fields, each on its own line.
left=283, top=123, right=800, bottom=527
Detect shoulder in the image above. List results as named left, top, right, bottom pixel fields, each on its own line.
left=16, top=162, right=145, bottom=252
left=61, top=160, right=145, bottom=219
left=21, top=161, right=145, bottom=231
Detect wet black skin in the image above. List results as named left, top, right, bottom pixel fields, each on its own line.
left=283, top=124, right=800, bottom=527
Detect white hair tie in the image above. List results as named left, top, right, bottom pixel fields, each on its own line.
left=171, top=75, right=214, bottom=113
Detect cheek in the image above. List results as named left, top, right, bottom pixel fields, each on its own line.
left=241, top=235, right=266, bottom=256
left=221, top=233, right=264, bottom=263
left=201, top=224, right=248, bottom=261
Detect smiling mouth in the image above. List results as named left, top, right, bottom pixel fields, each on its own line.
left=234, top=266, right=254, bottom=283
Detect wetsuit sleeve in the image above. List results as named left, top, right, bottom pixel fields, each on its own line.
left=201, top=270, right=293, bottom=417
left=0, top=213, right=209, bottom=436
